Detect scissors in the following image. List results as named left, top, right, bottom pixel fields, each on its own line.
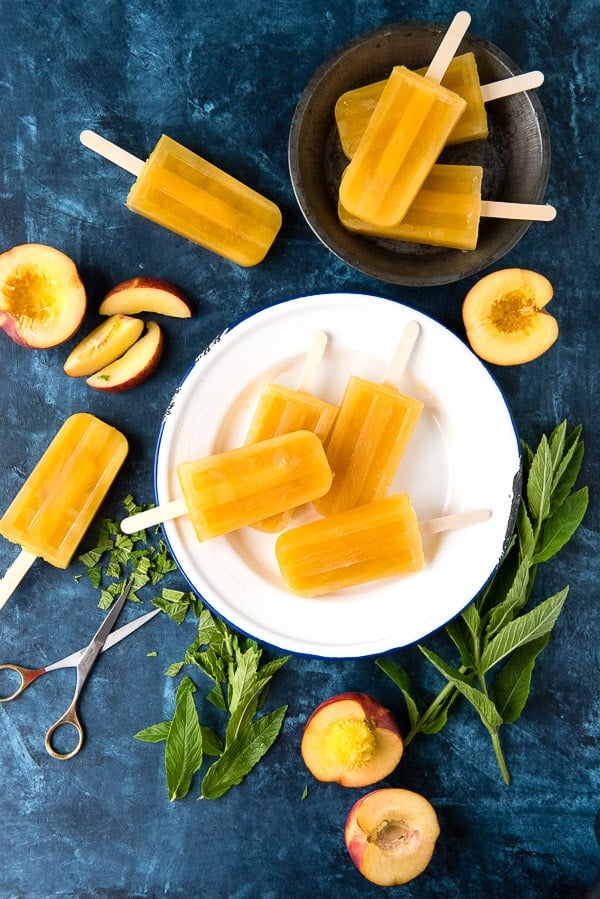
left=0, top=577, right=161, bottom=760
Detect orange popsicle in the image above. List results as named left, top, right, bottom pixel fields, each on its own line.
left=244, top=332, right=338, bottom=532
left=314, top=322, right=423, bottom=517
left=120, top=431, right=332, bottom=542
left=0, top=413, right=128, bottom=608
left=80, top=131, right=282, bottom=267
left=276, top=494, right=491, bottom=596
left=339, top=164, right=556, bottom=251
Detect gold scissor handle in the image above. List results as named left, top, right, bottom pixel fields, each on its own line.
left=0, top=663, right=45, bottom=701
left=44, top=699, right=85, bottom=760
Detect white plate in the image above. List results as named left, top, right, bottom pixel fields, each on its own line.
left=154, top=293, right=520, bottom=658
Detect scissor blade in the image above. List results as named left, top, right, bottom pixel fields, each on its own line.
left=47, top=607, right=163, bottom=672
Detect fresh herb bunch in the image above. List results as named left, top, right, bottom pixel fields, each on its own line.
left=135, top=601, right=289, bottom=801
left=377, top=421, right=588, bottom=784
left=79, top=495, right=178, bottom=608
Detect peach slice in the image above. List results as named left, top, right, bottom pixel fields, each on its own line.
left=462, top=268, right=558, bottom=365
left=99, top=277, right=192, bottom=318
left=345, top=788, right=440, bottom=886
left=86, top=321, right=163, bottom=392
left=64, top=313, right=145, bottom=377
left=0, top=243, right=86, bottom=348
left=301, top=692, right=403, bottom=787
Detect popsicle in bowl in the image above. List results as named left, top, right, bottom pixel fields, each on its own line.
left=338, top=11, right=471, bottom=227
left=120, top=430, right=332, bottom=541
left=338, top=164, right=557, bottom=251
left=244, top=331, right=338, bottom=532
left=314, top=321, right=423, bottom=517
left=276, top=493, right=491, bottom=597
left=80, top=131, right=282, bottom=267
left=335, top=53, right=545, bottom=157
left=0, top=413, right=128, bottom=609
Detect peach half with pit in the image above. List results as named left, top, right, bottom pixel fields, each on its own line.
left=345, top=788, right=440, bottom=886
left=462, top=268, right=557, bottom=365
left=86, top=320, right=163, bottom=392
left=301, top=692, right=403, bottom=787
left=99, top=277, right=192, bottom=318
left=64, top=313, right=145, bottom=377
left=0, top=243, right=86, bottom=348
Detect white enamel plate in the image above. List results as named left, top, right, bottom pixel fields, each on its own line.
left=154, top=293, right=521, bottom=658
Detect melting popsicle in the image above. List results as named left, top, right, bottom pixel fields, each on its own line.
left=120, top=430, right=332, bottom=541
left=338, top=11, right=471, bottom=227
left=314, top=321, right=423, bottom=517
left=276, top=494, right=491, bottom=596
left=0, top=413, right=128, bottom=609
left=80, top=131, right=282, bottom=267
left=244, top=331, right=338, bottom=532
left=338, top=164, right=557, bottom=251
left=335, top=53, right=545, bottom=157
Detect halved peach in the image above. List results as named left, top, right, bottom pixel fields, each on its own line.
left=345, top=788, right=440, bottom=886
left=64, top=313, right=144, bottom=377
left=462, top=268, right=557, bottom=365
left=0, top=243, right=86, bottom=348
left=86, top=321, right=163, bottom=392
left=301, top=692, right=403, bottom=787
left=99, top=277, right=192, bottom=318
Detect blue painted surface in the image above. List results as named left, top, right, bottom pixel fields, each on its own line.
left=0, top=1, right=598, bottom=896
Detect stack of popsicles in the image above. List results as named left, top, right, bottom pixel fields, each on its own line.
left=120, top=321, right=490, bottom=598
left=335, top=12, right=555, bottom=250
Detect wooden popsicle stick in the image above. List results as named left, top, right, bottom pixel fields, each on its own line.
left=80, top=130, right=145, bottom=178
left=120, top=497, right=187, bottom=535
left=296, top=331, right=329, bottom=393
left=480, top=70, right=544, bottom=103
left=418, top=508, right=491, bottom=537
left=382, top=320, right=420, bottom=386
left=0, top=549, right=38, bottom=611
left=425, top=11, right=472, bottom=84
left=480, top=201, right=557, bottom=222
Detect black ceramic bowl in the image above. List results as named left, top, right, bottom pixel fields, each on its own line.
left=288, top=22, right=551, bottom=287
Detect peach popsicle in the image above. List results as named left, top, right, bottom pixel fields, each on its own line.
left=244, top=331, right=338, bottom=532
left=119, top=430, right=332, bottom=541
left=0, top=413, right=128, bottom=609
left=338, top=11, right=471, bottom=227
left=338, top=164, right=557, bottom=251
left=276, top=493, right=491, bottom=597
left=80, top=131, right=282, bottom=267
left=335, top=54, right=545, bottom=157
left=314, top=321, right=423, bottom=517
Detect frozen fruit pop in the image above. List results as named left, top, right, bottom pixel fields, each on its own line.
left=244, top=331, right=338, bottom=532
left=338, top=164, right=557, bottom=251
left=120, top=430, right=332, bottom=542
left=338, top=11, right=471, bottom=226
left=314, top=321, right=423, bottom=517
left=80, top=131, right=282, bottom=267
left=276, top=493, right=491, bottom=597
left=335, top=54, right=545, bottom=157
left=0, top=413, right=128, bottom=609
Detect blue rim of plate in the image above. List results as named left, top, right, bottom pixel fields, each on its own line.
left=154, top=293, right=521, bottom=659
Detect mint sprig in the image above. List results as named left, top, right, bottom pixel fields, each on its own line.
left=377, top=421, right=588, bottom=784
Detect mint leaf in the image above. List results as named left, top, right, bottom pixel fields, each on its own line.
left=200, top=705, right=287, bottom=800
left=375, top=658, right=420, bottom=728
left=489, top=635, right=550, bottom=723
left=526, top=434, right=553, bottom=520
left=134, top=721, right=171, bottom=743
left=532, top=487, right=589, bottom=564
left=165, top=689, right=203, bottom=801
left=481, top=589, right=568, bottom=672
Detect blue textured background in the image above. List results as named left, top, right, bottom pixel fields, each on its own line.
left=0, top=2, right=598, bottom=897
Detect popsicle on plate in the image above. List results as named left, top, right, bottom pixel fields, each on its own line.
left=0, top=413, right=128, bottom=608
left=338, top=164, right=557, bottom=251
left=335, top=53, right=545, bottom=157
left=244, top=332, right=338, bottom=532
left=338, top=66, right=467, bottom=227
left=276, top=493, right=491, bottom=597
left=80, top=131, right=282, bottom=267
left=314, top=322, right=423, bottom=517
left=120, top=430, right=332, bottom=542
